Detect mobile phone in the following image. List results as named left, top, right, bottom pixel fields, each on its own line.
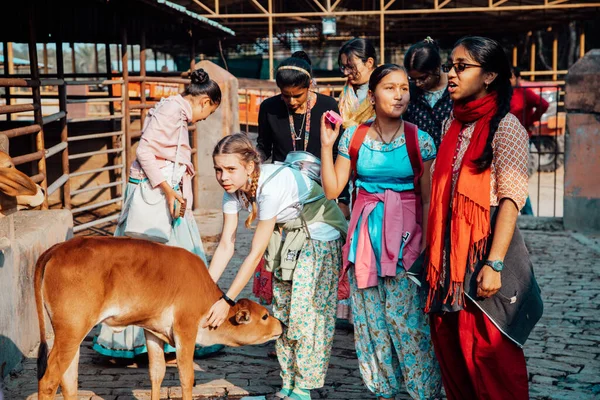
left=324, top=110, right=343, bottom=125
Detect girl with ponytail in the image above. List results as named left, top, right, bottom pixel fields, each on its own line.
left=426, top=36, right=543, bottom=400
left=93, top=68, right=223, bottom=360
left=403, top=36, right=453, bottom=148
left=208, top=134, right=348, bottom=400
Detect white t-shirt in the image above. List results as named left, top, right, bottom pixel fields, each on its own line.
left=222, top=164, right=340, bottom=241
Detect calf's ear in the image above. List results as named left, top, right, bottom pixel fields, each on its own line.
left=235, top=309, right=251, bottom=325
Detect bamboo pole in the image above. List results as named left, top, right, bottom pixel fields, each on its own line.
left=512, top=45, right=517, bottom=67
left=579, top=29, right=585, bottom=58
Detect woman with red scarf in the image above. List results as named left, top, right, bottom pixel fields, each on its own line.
left=425, top=36, right=543, bottom=400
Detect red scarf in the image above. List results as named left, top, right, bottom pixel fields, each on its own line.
left=425, top=93, right=497, bottom=311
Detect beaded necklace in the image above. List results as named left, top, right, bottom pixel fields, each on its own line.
left=287, top=92, right=316, bottom=151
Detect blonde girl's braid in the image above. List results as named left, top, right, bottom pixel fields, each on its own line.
left=245, top=151, right=262, bottom=229
left=212, top=133, right=262, bottom=229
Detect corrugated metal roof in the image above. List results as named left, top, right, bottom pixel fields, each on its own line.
left=156, top=0, right=235, bottom=36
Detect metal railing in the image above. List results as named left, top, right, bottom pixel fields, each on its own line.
left=0, top=77, right=66, bottom=210
left=522, top=84, right=565, bottom=218
left=66, top=79, right=126, bottom=233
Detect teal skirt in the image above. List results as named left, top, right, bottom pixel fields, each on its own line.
left=92, top=182, right=223, bottom=358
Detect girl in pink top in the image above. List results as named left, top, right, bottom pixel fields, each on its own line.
left=93, top=69, right=222, bottom=361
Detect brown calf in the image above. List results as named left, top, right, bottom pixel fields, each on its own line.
left=35, top=236, right=282, bottom=400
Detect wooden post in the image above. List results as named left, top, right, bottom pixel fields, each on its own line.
left=106, top=43, right=115, bottom=119
left=117, top=43, right=121, bottom=71
left=130, top=45, right=135, bottom=72
left=530, top=40, right=535, bottom=82
left=122, top=27, right=132, bottom=176
left=106, top=41, right=120, bottom=198
left=512, top=45, right=517, bottom=67
left=191, top=125, right=199, bottom=211
left=188, top=31, right=199, bottom=210
left=94, top=43, right=100, bottom=74
left=4, top=42, right=13, bottom=122
left=56, top=40, right=71, bottom=209
left=190, top=32, right=196, bottom=71
left=70, top=42, right=76, bottom=76
left=140, top=30, right=147, bottom=129
left=43, top=43, right=49, bottom=74
left=268, top=0, right=274, bottom=80
left=380, top=0, right=385, bottom=64
left=579, top=29, right=585, bottom=58
left=28, top=11, right=48, bottom=208
left=552, top=32, right=558, bottom=81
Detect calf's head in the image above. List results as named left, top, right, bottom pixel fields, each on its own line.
left=0, top=151, right=45, bottom=215
left=199, top=298, right=283, bottom=347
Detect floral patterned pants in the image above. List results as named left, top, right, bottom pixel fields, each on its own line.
left=272, top=239, right=343, bottom=389
left=349, top=271, right=442, bottom=399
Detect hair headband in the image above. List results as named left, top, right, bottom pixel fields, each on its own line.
left=277, top=65, right=311, bottom=78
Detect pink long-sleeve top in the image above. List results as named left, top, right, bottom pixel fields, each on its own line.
left=130, top=94, right=195, bottom=210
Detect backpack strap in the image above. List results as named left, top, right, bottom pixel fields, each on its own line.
left=403, top=121, right=424, bottom=224
left=349, top=122, right=372, bottom=179
left=348, top=122, right=372, bottom=204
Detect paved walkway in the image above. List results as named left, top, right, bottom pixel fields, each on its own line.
left=3, top=212, right=600, bottom=399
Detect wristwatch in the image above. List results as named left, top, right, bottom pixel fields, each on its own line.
left=220, top=293, right=237, bottom=307
left=484, top=260, right=505, bottom=272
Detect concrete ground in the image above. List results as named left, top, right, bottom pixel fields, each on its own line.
left=3, top=211, right=600, bottom=400
left=529, top=167, right=564, bottom=218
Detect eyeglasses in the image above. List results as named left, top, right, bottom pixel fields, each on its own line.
left=441, top=62, right=482, bottom=73
left=408, top=73, right=440, bottom=84
left=339, top=63, right=357, bottom=74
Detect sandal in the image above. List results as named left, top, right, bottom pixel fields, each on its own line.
left=268, top=391, right=289, bottom=400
